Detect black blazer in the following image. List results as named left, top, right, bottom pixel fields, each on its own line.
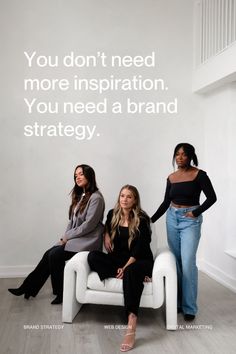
left=105, top=209, right=153, bottom=262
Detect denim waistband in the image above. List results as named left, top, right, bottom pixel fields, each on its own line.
left=169, top=205, right=199, bottom=213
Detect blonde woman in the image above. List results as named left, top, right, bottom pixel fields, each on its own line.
left=88, top=185, right=153, bottom=352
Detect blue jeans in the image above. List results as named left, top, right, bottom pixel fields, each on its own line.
left=166, top=206, right=203, bottom=315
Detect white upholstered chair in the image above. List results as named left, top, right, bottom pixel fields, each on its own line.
left=62, top=224, right=177, bottom=330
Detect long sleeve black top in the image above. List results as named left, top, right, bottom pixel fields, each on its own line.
left=151, top=170, right=217, bottom=222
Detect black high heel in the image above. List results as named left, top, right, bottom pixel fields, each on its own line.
left=24, top=293, right=31, bottom=300
left=8, top=288, right=33, bottom=300
left=8, top=287, right=25, bottom=296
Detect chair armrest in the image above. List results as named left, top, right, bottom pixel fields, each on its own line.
left=65, top=251, right=90, bottom=273
left=152, top=247, right=177, bottom=330
left=152, top=247, right=177, bottom=306
left=67, top=251, right=90, bottom=301
left=153, top=247, right=176, bottom=275
left=62, top=251, right=90, bottom=322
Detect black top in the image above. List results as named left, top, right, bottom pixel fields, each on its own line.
left=105, top=209, right=153, bottom=262
left=151, top=170, right=217, bottom=222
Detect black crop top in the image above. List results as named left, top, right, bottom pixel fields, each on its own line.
left=151, top=170, right=217, bottom=222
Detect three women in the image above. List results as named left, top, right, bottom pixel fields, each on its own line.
left=8, top=143, right=217, bottom=350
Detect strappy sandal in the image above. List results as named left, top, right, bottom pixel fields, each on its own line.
left=120, top=331, right=135, bottom=352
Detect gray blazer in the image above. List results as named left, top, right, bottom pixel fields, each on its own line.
left=64, top=190, right=105, bottom=253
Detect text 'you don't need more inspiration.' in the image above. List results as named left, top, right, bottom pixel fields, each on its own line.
left=23, top=51, right=178, bottom=140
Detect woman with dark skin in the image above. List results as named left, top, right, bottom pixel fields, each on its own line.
left=151, top=143, right=217, bottom=320
left=88, top=185, right=153, bottom=352
left=8, top=164, right=105, bottom=304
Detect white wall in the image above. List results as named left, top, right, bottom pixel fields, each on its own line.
left=197, top=82, right=236, bottom=292
left=0, top=0, right=203, bottom=276
left=192, top=43, right=236, bottom=93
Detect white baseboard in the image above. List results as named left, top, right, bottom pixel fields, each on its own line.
left=0, top=265, right=35, bottom=278
left=2, top=261, right=236, bottom=295
left=198, top=258, right=236, bottom=293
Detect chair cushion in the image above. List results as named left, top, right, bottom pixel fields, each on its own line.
left=87, top=272, right=153, bottom=295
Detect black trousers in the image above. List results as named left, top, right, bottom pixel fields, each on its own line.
left=21, top=245, right=76, bottom=297
left=88, top=251, right=153, bottom=316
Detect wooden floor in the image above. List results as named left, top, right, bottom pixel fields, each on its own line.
left=1, top=272, right=235, bottom=354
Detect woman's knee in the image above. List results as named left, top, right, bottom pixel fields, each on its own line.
left=42, top=246, right=56, bottom=259
left=87, top=250, right=100, bottom=267
left=48, top=246, right=64, bottom=263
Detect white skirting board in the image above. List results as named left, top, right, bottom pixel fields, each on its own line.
left=197, top=258, right=236, bottom=293
left=1, top=261, right=236, bottom=294
left=0, top=266, right=34, bottom=278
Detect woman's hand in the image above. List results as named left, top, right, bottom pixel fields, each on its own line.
left=116, top=257, right=136, bottom=279
left=144, top=276, right=152, bottom=282
left=60, top=237, right=67, bottom=245
left=185, top=211, right=196, bottom=218
left=116, top=268, right=124, bottom=279
left=104, top=233, right=112, bottom=253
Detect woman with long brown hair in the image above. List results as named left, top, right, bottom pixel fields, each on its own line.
left=8, top=164, right=105, bottom=304
left=88, top=185, right=153, bottom=352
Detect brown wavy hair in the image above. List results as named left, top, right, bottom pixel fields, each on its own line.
left=69, top=164, right=98, bottom=219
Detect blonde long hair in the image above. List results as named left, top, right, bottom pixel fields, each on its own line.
left=110, top=185, right=146, bottom=248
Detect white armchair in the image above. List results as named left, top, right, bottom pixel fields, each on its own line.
left=62, top=225, right=177, bottom=330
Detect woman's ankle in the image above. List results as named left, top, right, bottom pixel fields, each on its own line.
left=127, top=313, right=137, bottom=331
